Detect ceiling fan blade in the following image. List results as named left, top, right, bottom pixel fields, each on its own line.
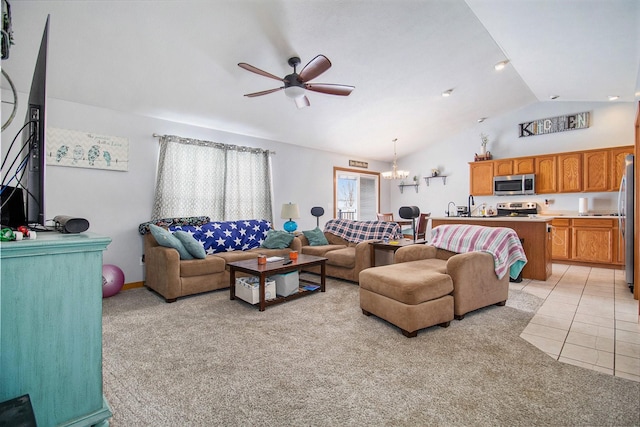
left=244, top=87, right=284, bottom=97
left=304, top=83, right=355, bottom=96
left=298, top=55, right=332, bottom=82
left=238, top=63, right=285, bottom=82
left=294, top=95, right=310, bottom=109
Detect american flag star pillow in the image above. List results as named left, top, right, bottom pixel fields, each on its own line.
left=169, top=219, right=272, bottom=254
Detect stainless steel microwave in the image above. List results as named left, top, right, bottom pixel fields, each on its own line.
left=493, top=174, right=535, bottom=196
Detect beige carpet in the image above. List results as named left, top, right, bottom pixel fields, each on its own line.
left=102, top=276, right=640, bottom=426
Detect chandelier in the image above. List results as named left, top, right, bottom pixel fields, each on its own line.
left=381, top=138, right=410, bottom=180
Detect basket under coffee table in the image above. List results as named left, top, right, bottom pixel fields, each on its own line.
left=228, top=254, right=327, bottom=311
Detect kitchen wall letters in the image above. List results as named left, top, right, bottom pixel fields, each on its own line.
left=518, top=111, right=590, bottom=138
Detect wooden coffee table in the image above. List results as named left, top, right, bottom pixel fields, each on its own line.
left=228, top=254, right=327, bottom=311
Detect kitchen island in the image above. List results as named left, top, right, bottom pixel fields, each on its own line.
left=431, top=216, right=553, bottom=281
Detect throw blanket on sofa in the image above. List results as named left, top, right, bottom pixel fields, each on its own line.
left=138, top=216, right=211, bottom=235
left=324, top=219, right=403, bottom=243
left=430, top=224, right=527, bottom=280
left=170, top=219, right=272, bottom=254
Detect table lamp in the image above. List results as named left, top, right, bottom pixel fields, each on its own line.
left=281, top=202, right=300, bottom=233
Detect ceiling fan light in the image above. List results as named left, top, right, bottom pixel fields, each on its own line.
left=284, top=86, right=305, bottom=99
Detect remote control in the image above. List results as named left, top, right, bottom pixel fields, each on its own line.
left=283, top=260, right=292, bottom=265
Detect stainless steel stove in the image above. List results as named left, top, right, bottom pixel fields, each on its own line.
left=495, top=202, right=538, bottom=217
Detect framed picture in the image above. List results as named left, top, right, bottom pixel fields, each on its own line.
left=46, top=128, right=129, bottom=171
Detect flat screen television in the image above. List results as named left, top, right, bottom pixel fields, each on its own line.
left=24, top=15, right=49, bottom=227
left=0, top=15, right=50, bottom=228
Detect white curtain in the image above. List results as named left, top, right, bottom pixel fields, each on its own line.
left=152, top=135, right=273, bottom=222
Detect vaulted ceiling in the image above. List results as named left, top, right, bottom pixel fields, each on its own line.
left=3, top=0, right=639, bottom=161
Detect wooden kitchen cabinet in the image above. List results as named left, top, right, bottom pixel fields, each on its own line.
left=572, top=218, right=614, bottom=263
left=535, top=155, right=557, bottom=194
left=583, top=150, right=609, bottom=192
left=551, top=217, right=623, bottom=267
left=469, top=161, right=494, bottom=196
left=551, top=218, right=571, bottom=260
left=494, top=159, right=513, bottom=176
left=494, top=157, right=534, bottom=176
left=470, top=145, right=633, bottom=197
left=514, top=157, right=535, bottom=174
left=610, top=146, right=634, bottom=191
left=558, top=153, right=583, bottom=193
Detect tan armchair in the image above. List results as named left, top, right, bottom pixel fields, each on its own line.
left=394, top=245, right=509, bottom=319
left=298, top=232, right=373, bottom=282
left=359, top=243, right=509, bottom=337
left=298, top=219, right=403, bottom=283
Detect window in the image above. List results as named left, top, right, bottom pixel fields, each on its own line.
left=333, top=167, right=380, bottom=220
left=152, top=135, right=273, bottom=221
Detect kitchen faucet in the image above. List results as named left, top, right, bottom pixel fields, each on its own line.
left=447, top=201, right=456, bottom=217
left=468, top=195, right=475, bottom=217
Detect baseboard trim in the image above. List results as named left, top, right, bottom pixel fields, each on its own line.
left=122, top=281, right=144, bottom=291
left=552, top=260, right=624, bottom=270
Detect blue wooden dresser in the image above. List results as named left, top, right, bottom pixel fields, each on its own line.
left=0, top=232, right=112, bottom=426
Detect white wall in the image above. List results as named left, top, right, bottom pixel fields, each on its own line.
left=2, top=92, right=634, bottom=285
left=389, top=101, right=636, bottom=218
left=1, top=94, right=391, bottom=284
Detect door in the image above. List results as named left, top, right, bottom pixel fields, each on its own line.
left=334, top=167, right=380, bottom=221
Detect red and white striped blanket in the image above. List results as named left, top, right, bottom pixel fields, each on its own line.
left=430, top=224, right=527, bottom=280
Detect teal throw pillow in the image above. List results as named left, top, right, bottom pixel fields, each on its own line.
left=173, top=231, right=206, bottom=259
left=261, top=230, right=295, bottom=249
left=303, top=227, right=329, bottom=246
left=149, top=224, right=193, bottom=260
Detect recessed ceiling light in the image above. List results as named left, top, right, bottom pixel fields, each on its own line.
left=494, top=60, right=509, bottom=71
left=442, top=89, right=454, bottom=97
left=550, top=95, right=559, bottom=100
left=477, top=117, right=486, bottom=123
left=608, top=95, right=620, bottom=101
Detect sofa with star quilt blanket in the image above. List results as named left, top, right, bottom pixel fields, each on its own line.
left=139, top=217, right=301, bottom=302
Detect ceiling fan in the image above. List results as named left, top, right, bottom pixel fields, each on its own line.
left=238, top=55, right=354, bottom=109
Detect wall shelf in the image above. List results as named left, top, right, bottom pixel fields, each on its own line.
left=424, top=175, right=448, bottom=186
left=398, top=183, right=419, bottom=193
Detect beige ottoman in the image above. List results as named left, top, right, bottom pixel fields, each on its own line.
left=359, top=262, right=454, bottom=338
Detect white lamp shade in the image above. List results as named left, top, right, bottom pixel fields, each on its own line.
left=281, top=203, right=300, bottom=219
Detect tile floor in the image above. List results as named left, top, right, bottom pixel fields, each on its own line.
left=511, top=263, right=640, bottom=382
